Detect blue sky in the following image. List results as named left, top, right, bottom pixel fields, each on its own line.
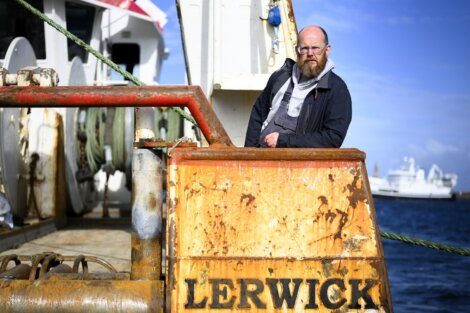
left=154, top=0, right=470, bottom=190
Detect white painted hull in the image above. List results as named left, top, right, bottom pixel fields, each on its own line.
left=372, top=190, right=453, bottom=199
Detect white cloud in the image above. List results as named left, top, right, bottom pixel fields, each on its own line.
left=408, top=140, right=460, bottom=158
left=426, top=139, right=460, bottom=155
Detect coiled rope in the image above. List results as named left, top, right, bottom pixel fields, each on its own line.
left=112, top=108, right=126, bottom=171
left=13, top=0, right=470, bottom=258
left=84, top=108, right=106, bottom=173
left=79, top=108, right=126, bottom=173
left=14, top=0, right=196, bottom=125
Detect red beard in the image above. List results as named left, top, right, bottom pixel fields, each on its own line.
left=297, top=55, right=327, bottom=78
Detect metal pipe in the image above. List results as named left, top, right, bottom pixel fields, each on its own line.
left=0, top=280, right=164, bottom=312
left=131, top=97, right=163, bottom=280
left=41, top=273, right=130, bottom=281
left=135, top=107, right=155, bottom=142
left=0, top=86, right=233, bottom=146
left=131, top=148, right=163, bottom=280
left=167, top=147, right=366, bottom=163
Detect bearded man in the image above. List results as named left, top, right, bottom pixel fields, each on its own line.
left=244, top=25, right=352, bottom=148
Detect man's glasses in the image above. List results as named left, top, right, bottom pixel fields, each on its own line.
left=296, top=45, right=327, bottom=55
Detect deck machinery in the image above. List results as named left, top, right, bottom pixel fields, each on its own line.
left=0, top=85, right=392, bottom=312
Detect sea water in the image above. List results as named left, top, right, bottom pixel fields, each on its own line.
left=374, top=198, right=470, bottom=312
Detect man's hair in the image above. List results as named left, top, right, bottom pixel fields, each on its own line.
left=297, top=26, right=329, bottom=45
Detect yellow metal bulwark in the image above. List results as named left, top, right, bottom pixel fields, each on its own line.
left=167, top=148, right=392, bottom=312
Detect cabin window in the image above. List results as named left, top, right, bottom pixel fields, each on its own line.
left=111, top=43, right=140, bottom=80
left=65, top=2, right=95, bottom=63
left=0, top=0, right=46, bottom=60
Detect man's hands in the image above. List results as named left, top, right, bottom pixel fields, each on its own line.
left=264, top=132, right=279, bottom=148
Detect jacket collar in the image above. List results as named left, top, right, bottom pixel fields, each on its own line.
left=316, top=71, right=331, bottom=89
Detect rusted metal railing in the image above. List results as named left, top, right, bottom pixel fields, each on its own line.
left=0, top=86, right=233, bottom=147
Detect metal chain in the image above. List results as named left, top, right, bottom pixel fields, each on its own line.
left=13, top=0, right=196, bottom=125
left=380, top=231, right=470, bottom=257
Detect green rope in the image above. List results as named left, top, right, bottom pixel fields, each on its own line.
left=112, top=108, right=125, bottom=171
left=14, top=0, right=196, bottom=125
left=381, top=231, right=470, bottom=257
left=85, top=108, right=106, bottom=173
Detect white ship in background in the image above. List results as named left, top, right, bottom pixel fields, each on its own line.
left=369, top=157, right=458, bottom=199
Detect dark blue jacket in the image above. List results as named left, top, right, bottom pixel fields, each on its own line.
left=244, top=59, right=352, bottom=148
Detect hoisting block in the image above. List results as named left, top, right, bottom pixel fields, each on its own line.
left=167, top=148, right=392, bottom=312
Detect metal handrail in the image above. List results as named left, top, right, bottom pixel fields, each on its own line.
left=0, top=85, right=233, bottom=147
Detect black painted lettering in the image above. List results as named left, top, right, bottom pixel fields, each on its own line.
left=348, top=279, right=378, bottom=309
left=209, top=279, right=236, bottom=309
left=305, top=279, right=319, bottom=309
left=266, top=278, right=302, bottom=309
left=237, top=279, right=267, bottom=309
left=320, top=278, right=347, bottom=309
left=184, top=279, right=208, bottom=309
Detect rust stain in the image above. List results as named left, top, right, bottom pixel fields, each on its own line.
left=321, top=260, right=334, bottom=277
left=329, top=173, right=334, bottom=182
left=148, top=192, right=157, bottom=210
left=325, top=210, right=336, bottom=223
left=369, top=260, right=384, bottom=280
left=130, top=234, right=161, bottom=281
left=345, top=167, right=368, bottom=210
left=240, top=193, right=255, bottom=207
left=334, top=209, right=349, bottom=240
left=318, top=195, right=328, bottom=205
left=338, top=266, right=349, bottom=276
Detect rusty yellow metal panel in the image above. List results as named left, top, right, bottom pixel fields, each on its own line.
left=167, top=148, right=392, bottom=312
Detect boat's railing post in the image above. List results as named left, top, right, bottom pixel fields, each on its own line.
left=131, top=107, right=163, bottom=280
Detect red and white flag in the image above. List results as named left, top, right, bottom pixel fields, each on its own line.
left=81, top=0, right=167, bottom=30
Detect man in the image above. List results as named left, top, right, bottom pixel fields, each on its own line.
left=244, top=25, right=351, bottom=148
